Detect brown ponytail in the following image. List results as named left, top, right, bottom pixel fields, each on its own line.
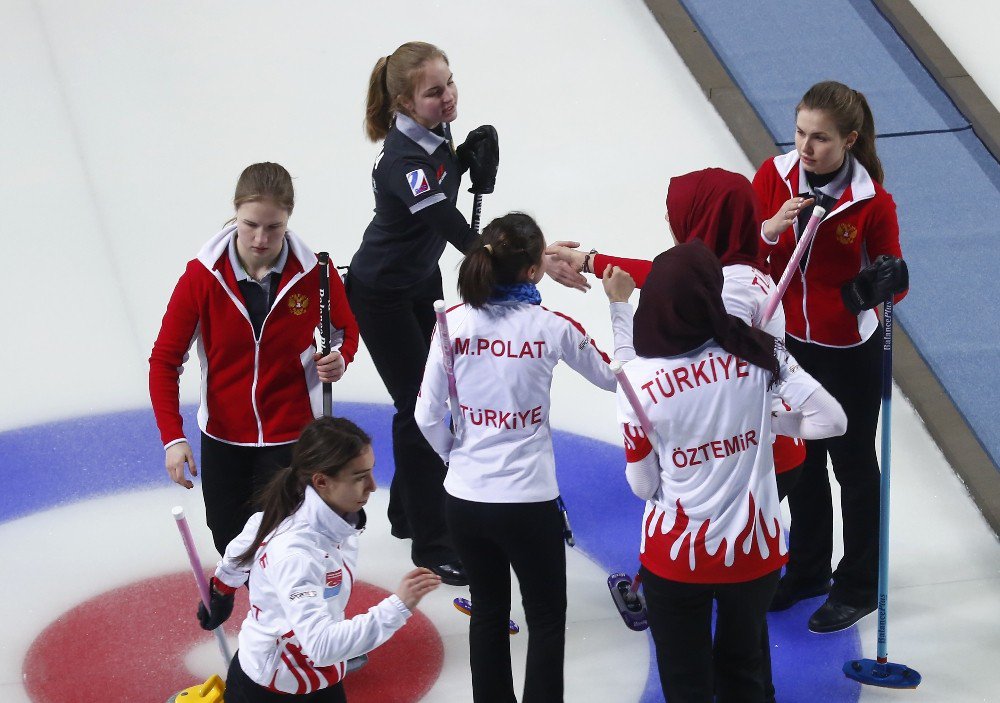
left=364, top=42, right=449, bottom=142
left=798, top=81, right=884, bottom=185
left=235, top=417, right=371, bottom=566
left=364, top=56, right=392, bottom=142
left=854, top=93, right=884, bottom=184
left=457, top=212, right=545, bottom=308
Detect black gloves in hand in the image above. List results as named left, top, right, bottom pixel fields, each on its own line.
left=841, top=255, right=909, bottom=313
left=456, top=125, right=499, bottom=194
left=197, top=577, right=235, bottom=631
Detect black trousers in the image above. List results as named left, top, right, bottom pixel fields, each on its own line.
left=345, top=270, right=456, bottom=566
left=643, top=567, right=779, bottom=703
left=785, top=332, right=882, bottom=607
left=200, top=433, right=294, bottom=555
left=224, top=652, right=347, bottom=702
left=446, top=496, right=567, bottom=703
left=775, top=465, right=802, bottom=503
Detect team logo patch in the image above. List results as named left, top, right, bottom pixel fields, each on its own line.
left=324, top=569, right=343, bottom=598
left=835, top=222, right=858, bottom=245
left=406, top=169, right=430, bottom=197
left=288, top=293, right=309, bottom=316
left=436, top=164, right=447, bottom=184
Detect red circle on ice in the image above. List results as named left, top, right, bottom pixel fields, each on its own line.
left=22, top=571, right=442, bottom=702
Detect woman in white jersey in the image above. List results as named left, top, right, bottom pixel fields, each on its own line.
left=196, top=417, right=440, bottom=702
left=550, top=167, right=807, bottom=700
left=415, top=212, right=616, bottom=703
left=545, top=168, right=807, bottom=502
left=605, top=239, right=846, bottom=703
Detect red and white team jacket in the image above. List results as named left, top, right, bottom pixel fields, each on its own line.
left=415, top=301, right=617, bottom=503
left=149, top=226, right=359, bottom=447
left=214, top=487, right=411, bottom=695
left=597, top=255, right=806, bottom=474
left=752, top=150, right=907, bottom=347
left=617, top=343, right=823, bottom=584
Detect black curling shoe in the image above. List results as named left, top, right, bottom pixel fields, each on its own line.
left=807, top=598, right=877, bottom=633
left=768, top=576, right=832, bottom=612
left=427, top=560, right=469, bottom=587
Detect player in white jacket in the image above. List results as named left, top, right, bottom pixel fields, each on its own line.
left=415, top=212, right=616, bottom=703
left=604, top=240, right=846, bottom=703
left=196, top=417, right=441, bottom=702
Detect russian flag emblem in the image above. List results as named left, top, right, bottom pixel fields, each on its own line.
left=406, top=169, right=430, bottom=197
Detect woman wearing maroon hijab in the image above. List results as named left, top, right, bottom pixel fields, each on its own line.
left=547, top=168, right=807, bottom=500
left=604, top=240, right=846, bottom=702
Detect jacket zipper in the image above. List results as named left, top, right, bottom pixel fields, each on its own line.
left=216, top=262, right=309, bottom=446
left=252, top=276, right=291, bottom=446
left=252, top=338, right=264, bottom=445
left=253, top=300, right=276, bottom=447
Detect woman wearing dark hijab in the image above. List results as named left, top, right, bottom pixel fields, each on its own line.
left=548, top=169, right=807, bottom=501
left=603, top=239, right=846, bottom=702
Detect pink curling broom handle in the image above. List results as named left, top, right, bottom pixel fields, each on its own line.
left=433, top=300, right=463, bottom=441
left=611, top=360, right=655, bottom=598
left=610, top=360, right=657, bottom=443
left=760, top=205, right=827, bottom=325
left=173, top=506, right=233, bottom=665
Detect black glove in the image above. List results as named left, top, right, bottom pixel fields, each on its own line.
left=456, top=125, right=499, bottom=195
left=197, top=577, right=235, bottom=631
left=841, top=255, right=909, bottom=313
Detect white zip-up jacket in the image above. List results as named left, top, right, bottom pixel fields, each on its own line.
left=416, top=301, right=617, bottom=503
left=214, top=487, right=410, bottom=695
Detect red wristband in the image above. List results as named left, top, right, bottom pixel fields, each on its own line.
left=211, top=577, right=238, bottom=596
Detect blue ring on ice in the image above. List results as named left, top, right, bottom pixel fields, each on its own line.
left=0, top=402, right=861, bottom=702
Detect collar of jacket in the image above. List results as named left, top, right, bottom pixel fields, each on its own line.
left=195, top=224, right=318, bottom=276
left=298, top=485, right=366, bottom=543
left=773, top=148, right=876, bottom=220
left=395, top=112, right=447, bottom=155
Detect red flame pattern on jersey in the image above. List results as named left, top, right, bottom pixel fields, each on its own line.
left=639, top=493, right=786, bottom=584
left=623, top=423, right=653, bottom=463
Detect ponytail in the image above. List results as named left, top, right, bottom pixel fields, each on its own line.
left=457, top=213, right=545, bottom=308
left=853, top=93, right=884, bottom=184
left=234, top=417, right=372, bottom=566
left=798, top=80, right=884, bottom=185
left=363, top=42, right=449, bottom=142
left=364, top=57, right=392, bottom=142
left=235, top=465, right=303, bottom=566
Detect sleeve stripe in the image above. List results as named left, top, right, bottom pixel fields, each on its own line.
left=540, top=306, right=612, bottom=364
left=409, top=192, right=447, bottom=214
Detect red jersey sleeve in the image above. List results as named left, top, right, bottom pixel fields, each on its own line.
left=592, top=254, right=653, bottom=287
left=148, top=264, right=201, bottom=446
left=863, top=191, right=907, bottom=304
left=326, top=260, right=359, bottom=365
left=752, top=159, right=786, bottom=255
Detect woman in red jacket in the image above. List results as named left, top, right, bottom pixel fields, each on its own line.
left=752, top=81, right=908, bottom=633
left=149, top=162, right=359, bottom=554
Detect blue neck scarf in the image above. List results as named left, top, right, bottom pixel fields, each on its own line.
left=489, top=282, right=542, bottom=305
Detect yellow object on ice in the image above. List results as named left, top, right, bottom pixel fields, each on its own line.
left=165, top=674, right=225, bottom=703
